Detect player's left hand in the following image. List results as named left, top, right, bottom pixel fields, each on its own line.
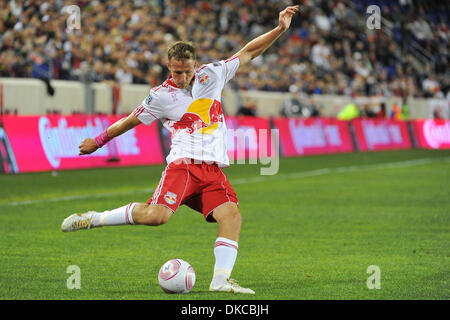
left=278, top=5, right=300, bottom=31
left=78, top=138, right=98, bottom=155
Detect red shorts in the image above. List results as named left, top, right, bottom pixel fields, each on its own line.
left=148, top=159, right=239, bottom=222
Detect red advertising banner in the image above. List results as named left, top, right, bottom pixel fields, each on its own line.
left=2, top=115, right=164, bottom=173
left=272, top=117, right=354, bottom=156
left=411, top=119, right=450, bottom=149
left=351, top=118, right=412, bottom=151
left=3, top=115, right=446, bottom=174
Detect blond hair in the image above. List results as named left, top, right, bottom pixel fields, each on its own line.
left=167, top=41, right=196, bottom=61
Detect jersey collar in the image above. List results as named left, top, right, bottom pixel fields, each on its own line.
left=166, top=74, right=196, bottom=90
left=166, top=75, right=180, bottom=88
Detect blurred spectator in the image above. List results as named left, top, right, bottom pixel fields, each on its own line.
left=390, top=103, right=401, bottom=120
left=400, top=98, right=410, bottom=120
left=314, top=8, right=331, bottom=32
left=361, top=103, right=376, bottom=118
left=410, top=17, right=434, bottom=42
left=375, top=102, right=387, bottom=119
left=433, top=108, right=444, bottom=119
left=309, top=98, right=321, bottom=117
left=311, top=38, right=330, bottom=70
left=30, top=53, right=55, bottom=96
left=422, top=74, right=440, bottom=98
left=236, top=98, right=257, bottom=116
left=280, top=88, right=322, bottom=118
left=281, top=89, right=307, bottom=117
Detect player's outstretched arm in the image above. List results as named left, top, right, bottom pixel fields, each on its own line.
left=233, top=5, right=299, bottom=66
left=78, top=113, right=142, bottom=155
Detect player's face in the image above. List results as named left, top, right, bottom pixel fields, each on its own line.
left=167, top=58, right=196, bottom=89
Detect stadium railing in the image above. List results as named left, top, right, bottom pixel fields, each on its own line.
left=0, top=78, right=443, bottom=119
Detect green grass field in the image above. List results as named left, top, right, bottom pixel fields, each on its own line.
left=0, top=149, right=449, bottom=300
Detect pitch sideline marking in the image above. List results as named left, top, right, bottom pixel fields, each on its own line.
left=3, top=188, right=154, bottom=207
left=2, top=156, right=449, bottom=207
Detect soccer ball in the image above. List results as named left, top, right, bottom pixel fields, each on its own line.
left=158, top=259, right=196, bottom=294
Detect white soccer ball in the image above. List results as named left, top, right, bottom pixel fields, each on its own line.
left=158, top=259, right=196, bottom=294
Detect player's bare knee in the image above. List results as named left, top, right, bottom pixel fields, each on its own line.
left=216, top=205, right=241, bottom=227
left=231, top=209, right=242, bottom=227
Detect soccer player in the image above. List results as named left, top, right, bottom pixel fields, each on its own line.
left=61, top=5, right=299, bottom=294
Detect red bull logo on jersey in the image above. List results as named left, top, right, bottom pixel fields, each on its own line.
left=172, top=99, right=224, bottom=134
left=164, top=191, right=177, bottom=205
left=199, top=74, right=209, bottom=85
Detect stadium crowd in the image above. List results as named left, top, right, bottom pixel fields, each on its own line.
left=0, top=0, right=448, bottom=100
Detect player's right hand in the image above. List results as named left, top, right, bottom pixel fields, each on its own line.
left=278, top=5, right=300, bottom=31
left=78, top=138, right=98, bottom=155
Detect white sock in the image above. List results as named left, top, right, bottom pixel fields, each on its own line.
left=92, top=202, right=136, bottom=227
left=211, top=237, right=238, bottom=287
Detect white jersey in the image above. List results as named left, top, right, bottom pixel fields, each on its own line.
left=133, top=56, right=240, bottom=167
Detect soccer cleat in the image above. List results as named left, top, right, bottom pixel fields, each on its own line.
left=209, top=278, right=255, bottom=294
left=61, top=212, right=98, bottom=232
